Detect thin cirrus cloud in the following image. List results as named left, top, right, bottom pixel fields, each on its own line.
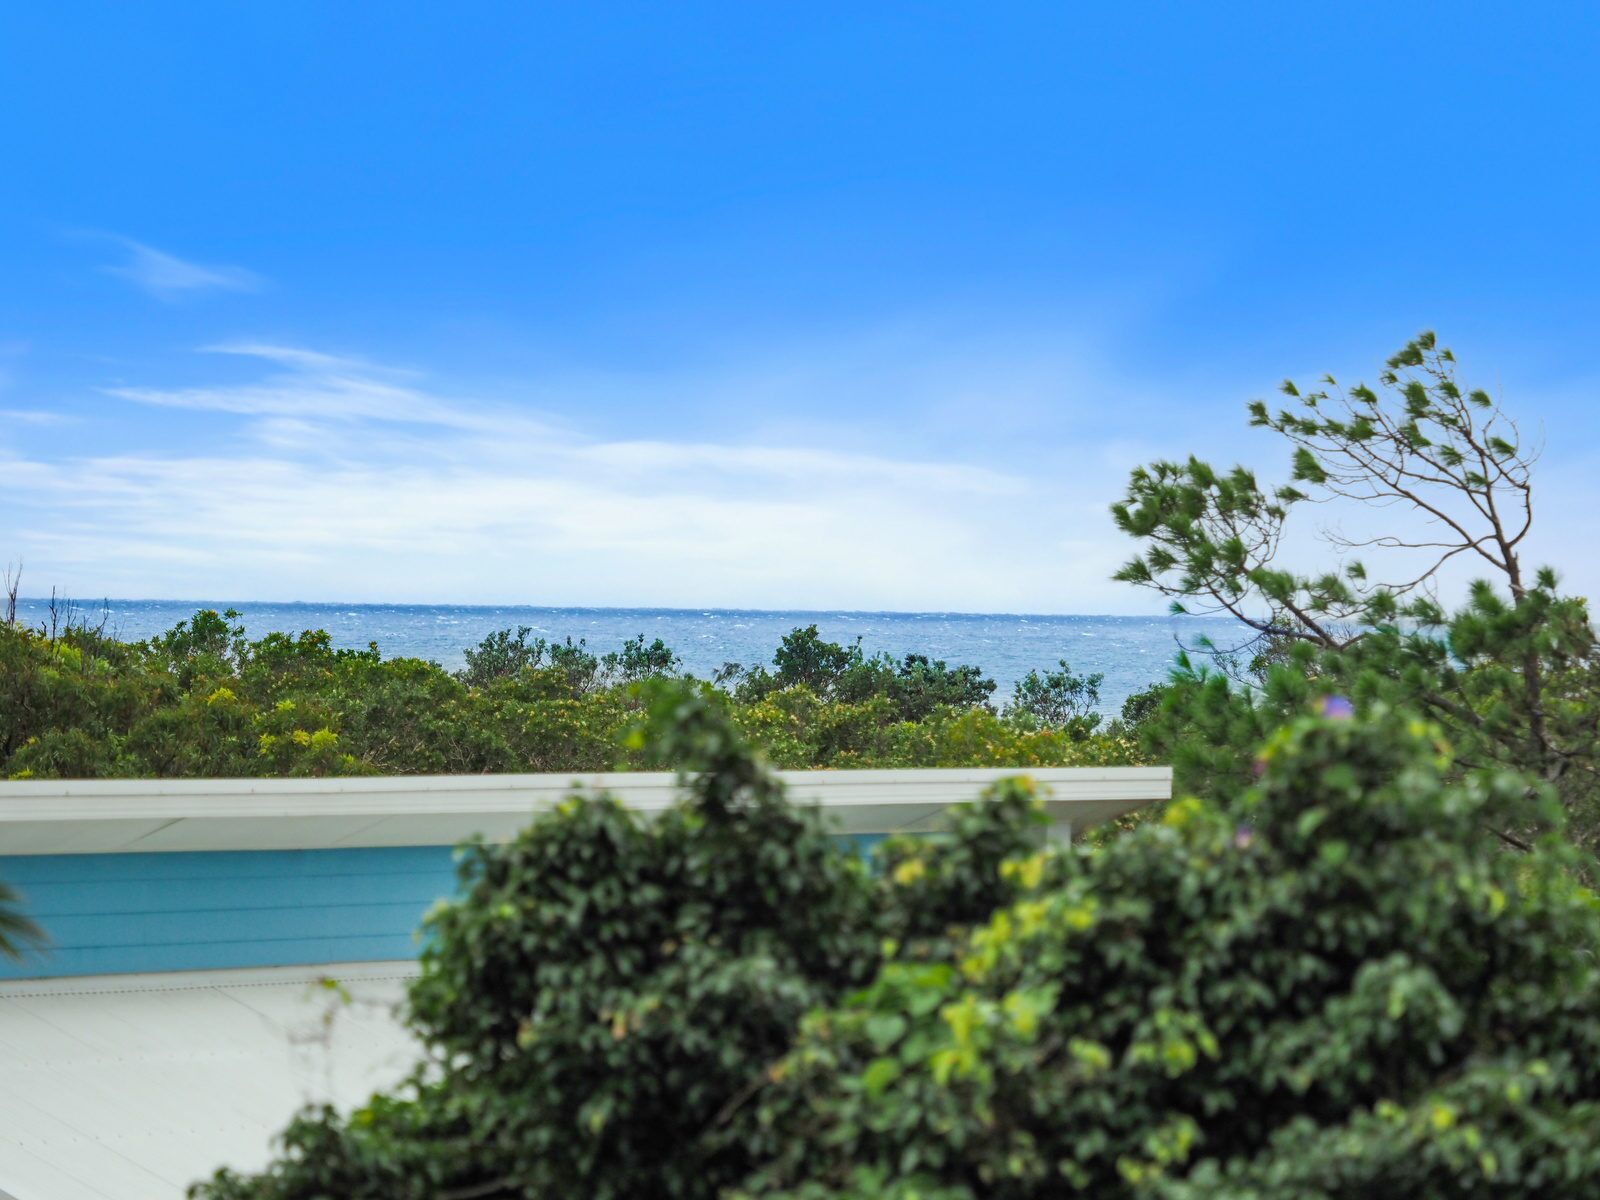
left=7, top=331, right=1594, bottom=610
left=105, top=342, right=518, bottom=432
left=5, top=342, right=1135, bottom=610
left=0, top=408, right=76, bottom=426
left=100, top=236, right=261, bottom=301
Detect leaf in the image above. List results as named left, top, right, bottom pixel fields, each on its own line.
left=865, top=1014, right=909, bottom=1050
left=862, top=1057, right=901, bottom=1097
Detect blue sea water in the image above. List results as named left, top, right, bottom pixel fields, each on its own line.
left=11, top=599, right=1249, bottom=713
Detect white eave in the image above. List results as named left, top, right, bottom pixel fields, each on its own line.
left=0, top=766, right=1171, bottom=855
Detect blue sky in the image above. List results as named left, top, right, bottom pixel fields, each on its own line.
left=3, top=3, right=1599, bottom=611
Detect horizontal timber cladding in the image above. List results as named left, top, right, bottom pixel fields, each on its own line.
left=0, top=837, right=886, bottom=980
left=0, top=767, right=1170, bottom=979
left=0, top=846, right=459, bottom=980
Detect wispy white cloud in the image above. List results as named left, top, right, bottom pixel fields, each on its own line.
left=6, top=342, right=1150, bottom=610
left=106, top=342, right=540, bottom=433
left=9, top=326, right=1596, bottom=612
left=0, top=408, right=77, bottom=426
left=100, top=236, right=261, bottom=301
left=203, top=342, right=396, bottom=373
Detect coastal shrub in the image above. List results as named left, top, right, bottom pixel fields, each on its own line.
left=456, top=627, right=679, bottom=694
left=0, top=616, right=1134, bottom=779
left=187, top=684, right=1043, bottom=1200
left=1006, top=658, right=1105, bottom=737
left=456, top=625, right=549, bottom=688
left=735, top=625, right=999, bottom=721
left=728, top=686, right=1139, bottom=770
left=191, top=694, right=1600, bottom=1199
left=736, top=710, right=1600, bottom=1199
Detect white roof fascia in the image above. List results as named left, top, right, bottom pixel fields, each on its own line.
left=0, top=766, right=1171, bottom=855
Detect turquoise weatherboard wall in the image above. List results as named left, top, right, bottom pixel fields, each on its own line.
left=0, top=838, right=887, bottom=981
left=0, top=766, right=1162, bottom=980
left=0, top=846, right=460, bottom=980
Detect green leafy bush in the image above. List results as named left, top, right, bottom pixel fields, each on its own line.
left=192, top=694, right=1600, bottom=1199
left=1006, top=659, right=1105, bottom=737
left=738, top=711, right=1600, bottom=1199
left=188, top=685, right=1044, bottom=1199
left=1, top=615, right=1134, bottom=779
left=735, top=625, right=999, bottom=721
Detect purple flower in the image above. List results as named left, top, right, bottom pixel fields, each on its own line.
left=1320, top=695, right=1355, bottom=719
left=1234, top=824, right=1255, bottom=850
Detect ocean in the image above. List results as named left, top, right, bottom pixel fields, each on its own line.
left=10, top=599, right=1248, bottom=714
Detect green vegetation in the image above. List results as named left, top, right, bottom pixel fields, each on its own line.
left=0, top=879, right=43, bottom=963
left=1114, top=333, right=1600, bottom=858
left=191, top=690, right=1600, bottom=1199
left=0, top=613, right=1136, bottom=780
left=13, top=332, right=1600, bottom=1196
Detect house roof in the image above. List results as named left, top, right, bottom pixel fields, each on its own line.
left=0, top=766, right=1171, bottom=855
left=0, top=962, right=417, bottom=1200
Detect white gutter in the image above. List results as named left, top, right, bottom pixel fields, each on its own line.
left=0, top=767, right=1171, bottom=854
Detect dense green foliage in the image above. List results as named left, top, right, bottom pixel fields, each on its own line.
left=1113, top=333, right=1600, bottom=855
left=738, top=709, right=1600, bottom=1199
left=23, top=331, right=1600, bottom=1195
left=189, top=685, right=1046, bottom=1200
left=0, top=612, right=1135, bottom=780
left=731, top=625, right=999, bottom=721
left=1007, top=659, right=1105, bottom=738
left=193, top=692, right=1600, bottom=1199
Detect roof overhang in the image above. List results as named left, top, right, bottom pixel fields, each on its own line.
left=0, top=767, right=1171, bottom=855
